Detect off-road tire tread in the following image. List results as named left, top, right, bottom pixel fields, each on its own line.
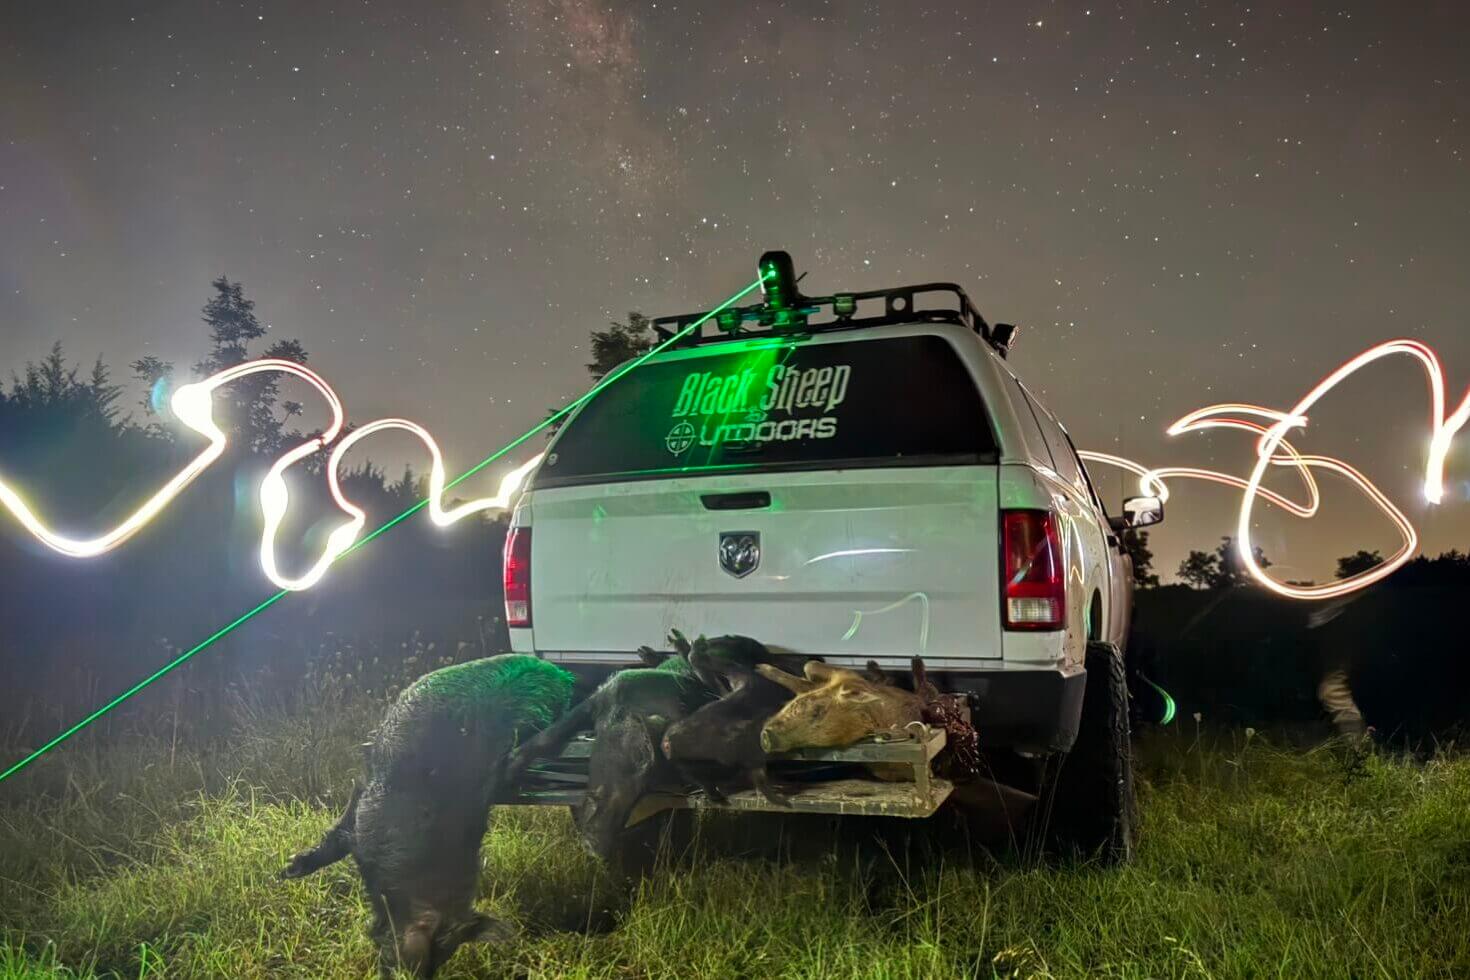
left=1043, top=641, right=1137, bottom=864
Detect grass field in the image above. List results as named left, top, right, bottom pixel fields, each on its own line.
left=3, top=680, right=1470, bottom=979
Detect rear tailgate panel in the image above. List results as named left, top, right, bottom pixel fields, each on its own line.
left=527, top=465, right=1002, bottom=664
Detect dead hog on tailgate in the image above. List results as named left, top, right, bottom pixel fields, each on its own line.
left=504, top=649, right=715, bottom=865
left=279, top=654, right=574, bottom=979
left=757, top=658, right=932, bottom=769
left=658, top=634, right=816, bottom=806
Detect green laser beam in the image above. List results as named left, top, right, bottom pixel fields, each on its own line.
left=0, top=274, right=768, bottom=785
left=0, top=592, right=289, bottom=782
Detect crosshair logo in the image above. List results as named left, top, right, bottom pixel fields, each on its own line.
left=665, top=421, right=696, bottom=454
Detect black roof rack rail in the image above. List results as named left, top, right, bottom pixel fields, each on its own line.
left=651, top=273, right=1012, bottom=356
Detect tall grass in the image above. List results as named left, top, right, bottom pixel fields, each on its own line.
left=4, top=672, right=1469, bottom=978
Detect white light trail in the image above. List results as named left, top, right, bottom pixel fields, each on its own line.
left=1080, top=338, right=1468, bottom=599
left=0, top=359, right=542, bottom=591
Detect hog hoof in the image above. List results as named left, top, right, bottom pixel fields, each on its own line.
left=465, top=912, right=517, bottom=944
left=753, top=771, right=794, bottom=808
left=758, top=787, right=793, bottom=808
left=277, top=853, right=311, bottom=879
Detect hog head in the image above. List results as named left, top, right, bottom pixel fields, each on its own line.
left=756, top=661, right=926, bottom=753
left=578, top=710, right=671, bottom=865
left=375, top=908, right=513, bottom=979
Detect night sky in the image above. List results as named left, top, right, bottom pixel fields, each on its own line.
left=2, top=0, right=1468, bottom=585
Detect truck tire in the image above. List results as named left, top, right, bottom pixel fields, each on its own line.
left=1040, top=641, right=1137, bottom=864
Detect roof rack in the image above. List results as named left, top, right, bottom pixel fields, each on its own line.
left=651, top=252, right=1017, bottom=358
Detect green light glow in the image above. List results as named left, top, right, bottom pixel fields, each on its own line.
left=1145, top=676, right=1177, bottom=725
left=0, top=274, right=767, bottom=784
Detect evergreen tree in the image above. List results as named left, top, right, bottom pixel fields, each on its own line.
left=130, top=355, right=175, bottom=437
left=191, top=276, right=308, bottom=454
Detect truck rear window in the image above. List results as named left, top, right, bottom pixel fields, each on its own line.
left=535, top=334, right=998, bottom=488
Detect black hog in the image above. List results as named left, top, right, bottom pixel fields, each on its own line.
left=505, top=650, right=716, bottom=866
left=578, top=708, right=676, bottom=867
left=659, top=635, right=807, bottom=805
left=279, top=654, right=574, bottom=979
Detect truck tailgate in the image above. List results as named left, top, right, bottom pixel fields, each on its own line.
left=526, top=466, right=1001, bottom=666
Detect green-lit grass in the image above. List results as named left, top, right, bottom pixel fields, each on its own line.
left=4, top=699, right=1470, bottom=979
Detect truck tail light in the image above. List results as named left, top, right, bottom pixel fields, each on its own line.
left=1001, top=509, right=1065, bottom=630
left=503, top=526, right=532, bottom=628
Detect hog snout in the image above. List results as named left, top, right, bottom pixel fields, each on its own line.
left=759, top=727, right=776, bottom=753
left=660, top=734, right=674, bottom=758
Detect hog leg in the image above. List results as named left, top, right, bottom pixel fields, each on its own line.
left=750, top=767, right=792, bottom=807
left=687, top=647, right=733, bottom=696
left=504, top=697, right=597, bottom=779
left=278, top=783, right=362, bottom=879
left=381, top=907, right=441, bottom=979
left=677, top=760, right=729, bottom=803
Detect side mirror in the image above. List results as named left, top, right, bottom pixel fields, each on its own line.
left=1114, top=495, right=1163, bottom=530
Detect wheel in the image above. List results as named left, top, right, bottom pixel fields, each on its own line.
left=1039, top=641, right=1137, bottom=864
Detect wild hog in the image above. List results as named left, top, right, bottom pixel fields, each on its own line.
left=504, top=653, right=712, bottom=778
left=579, top=708, right=677, bottom=867
left=279, top=654, right=574, bottom=979
left=659, top=636, right=802, bottom=806
left=504, top=653, right=716, bottom=866
left=757, top=658, right=929, bottom=760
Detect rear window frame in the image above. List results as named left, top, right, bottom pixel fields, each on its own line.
left=532, top=329, right=1002, bottom=491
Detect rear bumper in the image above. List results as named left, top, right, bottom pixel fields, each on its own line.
left=940, top=662, right=1086, bottom=754
left=523, top=640, right=1087, bottom=755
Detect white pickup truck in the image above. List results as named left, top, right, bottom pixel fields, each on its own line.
left=505, top=252, right=1163, bottom=860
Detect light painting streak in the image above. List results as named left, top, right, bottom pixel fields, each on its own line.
left=842, top=591, right=931, bottom=653
left=0, top=358, right=543, bottom=592
left=0, top=359, right=344, bottom=558
left=1080, top=338, right=1467, bottom=599
left=804, top=547, right=914, bottom=565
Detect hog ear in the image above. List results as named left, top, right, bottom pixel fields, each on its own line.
left=835, top=685, right=882, bottom=704
left=803, top=661, right=838, bottom=682
left=911, top=656, right=937, bottom=698
left=756, top=663, right=817, bottom=694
